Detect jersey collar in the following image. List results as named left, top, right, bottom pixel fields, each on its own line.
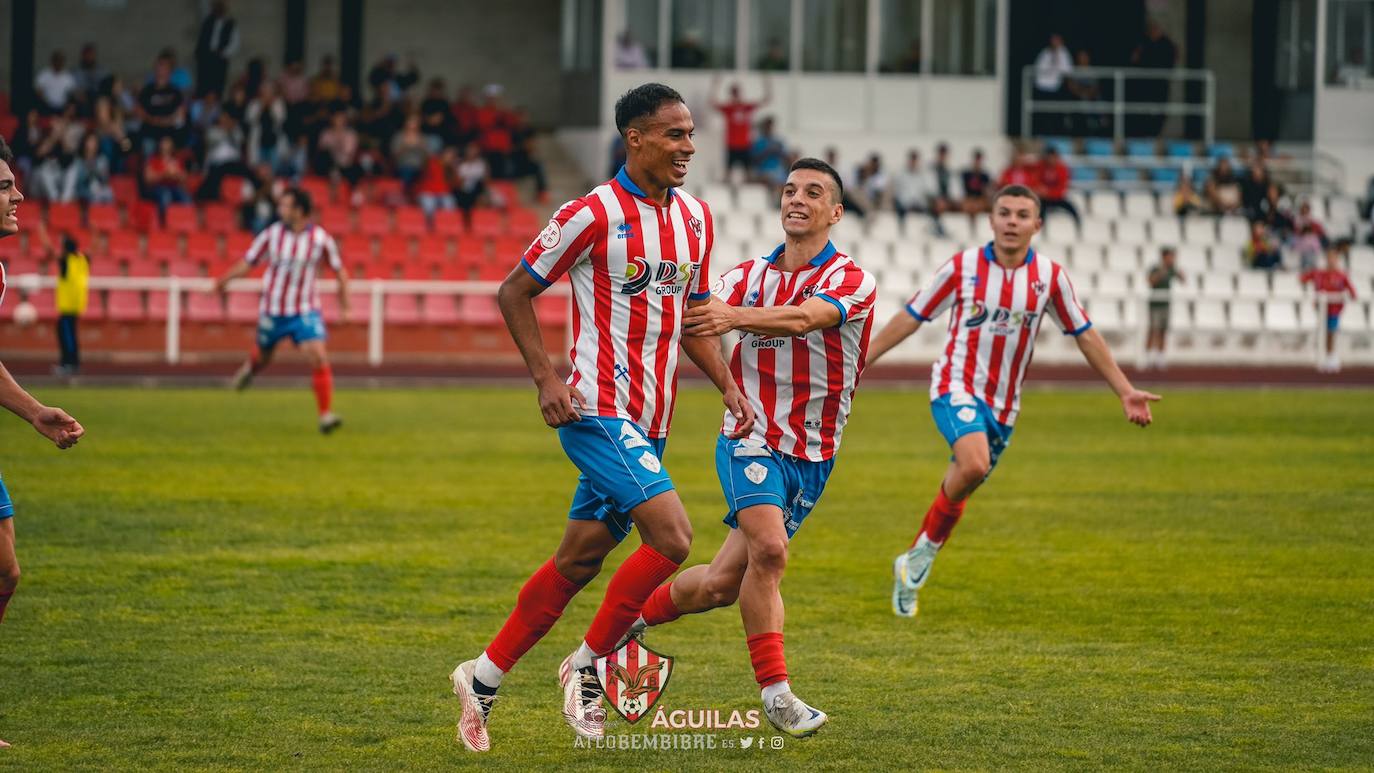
left=615, top=165, right=675, bottom=204
left=765, top=240, right=837, bottom=267
left=983, top=241, right=1035, bottom=267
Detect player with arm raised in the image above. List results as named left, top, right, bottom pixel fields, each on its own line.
left=447, top=83, right=753, bottom=752
left=866, top=184, right=1160, bottom=619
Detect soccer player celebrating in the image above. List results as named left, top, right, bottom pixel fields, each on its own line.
left=623, top=158, right=876, bottom=737
left=214, top=187, right=349, bottom=433
left=448, top=84, right=753, bottom=752
left=866, top=184, right=1160, bottom=619
left=0, top=135, right=86, bottom=750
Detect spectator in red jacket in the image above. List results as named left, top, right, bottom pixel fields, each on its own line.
left=1035, top=146, right=1080, bottom=226
left=475, top=84, right=513, bottom=179
left=710, top=75, right=771, bottom=182
left=998, top=151, right=1040, bottom=189
left=1301, top=242, right=1358, bottom=373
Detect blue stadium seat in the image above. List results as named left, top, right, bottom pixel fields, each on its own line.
left=1152, top=166, right=1182, bottom=185
left=1042, top=136, right=1075, bottom=156
left=1084, top=139, right=1115, bottom=157
left=1166, top=140, right=1195, bottom=158
left=1207, top=142, right=1236, bottom=160
left=1111, top=167, right=1142, bottom=183
left=1125, top=140, right=1157, bottom=157
left=1191, top=166, right=1209, bottom=188
left=1071, top=166, right=1101, bottom=184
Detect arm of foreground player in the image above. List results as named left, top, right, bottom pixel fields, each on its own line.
left=865, top=310, right=924, bottom=366
left=1074, top=327, right=1160, bottom=427
left=497, top=267, right=586, bottom=428
left=681, top=300, right=755, bottom=439
left=214, top=260, right=254, bottom=294
left=683, top=296, right=839, bottom=338
left=0, top=361, right=84, bottom=449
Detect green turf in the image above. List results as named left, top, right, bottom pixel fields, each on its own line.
left=0, top=385, right=1371, bottom=771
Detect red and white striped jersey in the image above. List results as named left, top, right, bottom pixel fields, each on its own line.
left=907, top=243, right=1091, bottom=426
left=520, top=167, right=713, bottom=439
left=715, top=242, right=878, bottom=461
left=243, top=222, right=343, bottom=317
left=0, top=262, right=7, bottom=307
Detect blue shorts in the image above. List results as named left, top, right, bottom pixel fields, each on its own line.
left=257, top=311, right=326, bottom=352
left=0, top=472, right=13, bottom=520
left=558, top=416, right=674, bottom=543
left=715, top=435, right=835, bottom=539
left=1327, top=313, right=1341, bottom=333
left=931, top=393, right=1015, bottom=477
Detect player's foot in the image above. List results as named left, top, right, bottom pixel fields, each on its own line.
left=763, top=691, right=828, bottom=738
left=449, top=659, right=496, bottom=752
left=0, top=738, right=9, bottom=749
left=558, top=652, right=606, bottom=739
left=614, top=618, right=648, bottom=651
left=231, top=361, right=254, bottom=391
left=319, top=412, right=343, bottom=434
left=892, top=539, right=939, bottom=619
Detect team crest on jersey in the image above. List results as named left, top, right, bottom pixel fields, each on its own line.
left=595, top=637, right=674, bottom=724
left=1032, top=280, right=1047, bottom=296
left=688, top=216, right=703, bottom=239
left=801, top=284, right=819, bottom=299
left=538, top=220, right=562, bottom=250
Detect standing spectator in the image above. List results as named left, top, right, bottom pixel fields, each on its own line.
left=960, top=148, right=993, bottom=214
left=1129, top=19, right=1177, bottom=137
left=195, top=1, right=239, bottom=97
left=750, top=117, right=788, bottom=187
left=1301, top=242, right=1358, bottom=373
left=420, top=79, right=455, bottom=145
left=1144, top=246, right=1183, bottom=370
left=64, top=134, right=113, bottom=204
left=475, top=85, right=513, bottom=179
left=52, top=234, right=90, bottom=377
left=1243, top=220, right=1283, bottom=270
left=245, top=82, right=288, bottom=171
left=368, top=54, right=420, bottom=101
left=892, top=150, right=938, bottom=230
left=277, top=60, right=310, bottom=139
left=1032, top=33, right=1074, bottom=134
left=310, top=56, right=343, bottom=103
left=143, top=136, right=193, bottom=221
left=29, top=125, right=73, bottom=201
left=73, top=44, right=109, bottom=110
left=1204, top=157, right=1242, bottom=214
left=1289, top=200, right=1327, bottom=269
left=1066, top=50, right=1107, bottom=135
left=1240, top=161, right=1271, bottom=219
left=34, top=52, right=79, bottom=115
left=711, top=77, right=771, bottom=181
left=451, top=86, right=480, bottom=148
left=315, top=111, right=362, bottom=185
left=415, top=146, right=458, bottom=219
left=614, top=30, right=650, bottom=69
left=509, top=107, right=548, bottom=202
left=672, top=31, right=708, bottom=68
left=234, top=58, right=266, bottom=108
left=1036, top=146, right=1080, bottom=227
left=757, top=38, right=788, bottom=71
left=453, top=143, right=489, bottom=214
left=1172, top=176, right=1202, bottom=216
left=390, top=114, right=430, bottom=187
left=138, top=56, right=186, bottom=153
left=360, top=82, right=404, bottom=149
left=930, top=143, right=955, bottom=213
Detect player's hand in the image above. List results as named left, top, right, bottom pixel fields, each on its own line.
left=32, top=406, right=84, bottom=449
left=1121, top=389, right=1161, bottom=427
left=537, top=378, right=586, bottom=428
left=683, top=298, right=738, bottom=337
left=213, top=278, right=228, bottom=296
left=722, top=387, right=755, bottom=439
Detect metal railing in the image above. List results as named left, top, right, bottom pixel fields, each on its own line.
left=1021, top=65, right=1216, bottom=145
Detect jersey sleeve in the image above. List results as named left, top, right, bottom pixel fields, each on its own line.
left=243, top=226, right=273, bottom=266
left=815, top=263, right=878, bottom=326
left=520, top=198, right=599, bottom=287
left=1047, top=263, right=1092, bottom=335
left=689, top=201, right=715, bottom=301
left=905, top=254, right=961, bottom=322
left=712, top=260, right=752, bottom=305
left=321, top=230, right=343, bottom=272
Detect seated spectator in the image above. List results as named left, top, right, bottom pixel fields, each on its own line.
left=92, top=95, right=132, bottom=173
left=1288, top=200, right=1327, bottom=270
left=391, top=114, right=430, bottom=187
left=509, top=107, right=547, bottom=202
left=1256, top=183, right=1293, bottom=236
left=360, top=82, right=404, bottom=149
left=315, top=111, right=363, bottom=185
left=245, top=81, right=289, bottom=170
left=1243, top=220, right=1283, bottom=271
left=672, top=32, right=708, bottom=68
left=196, top=111, right=250, bottom=201
left=892, top=150, right=938, bottom=230
left=454, top=143, right=490, bottom=213
left=64, top=134, right=113, bottom=204
left=1035, top=146, right=1080, bottom=227
left=30, top=128, right=75, bottom=201
left=277, top=60, right=310, bottom=139
left=137, top=56, right=187, bottom=153
left=930, top=143, right=955, bottom=214
left=420, top=78, right=455, bottom=145
left=451, top=85, right=480, bottom=149
left=1205, top=157, right=1242, bottom=214
left=1173, top=176, right=1203, bottom=216
left=749, top=117, right=788, bottom=187
left=842, top=157, right=877, bottom=218
left=615, top=30, right=650, bottom=70
left=143, top=136, right=193, bottom=220
left=157, top=47, right=194, bottom=93
left=999, top=151, right=1040, bottom=188
left=1240, top=161, right=1271, bottom=219
left=35, top=51, right=79, bottom=115
left=309, top=55, right=343, bottom=104
left=961, top=148, right=993, bottom=214
left=862, top=153, right=891, bottom=212
left=368, top=54, right=419, bottom=100
left=476, top=85, right=514, bottom=179
left=757, top=38, right=788, bottom=71
left=415, top=146, right=458, bottom=218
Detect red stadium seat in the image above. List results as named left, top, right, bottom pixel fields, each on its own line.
left=401, top=260, right=436, bottom=280
left=202, top=204, right=238, bottom=234
left=185, top=232, right=220, bottom=262
left=368, top=178, right=404, bottom=204
left=453, top=235, right=487, bottom=265
left=535, top=294, right=568, bottom=324
left=459, top=294, right=502, bottom=325
left=164, top=204, right=199, bottom=234
left=87, top=203, right=120, bottom=233
left=487, top=180, right=518, bottom=209
left=378, top=234, right=413, bottom=262
left=105, top=290, right=145, bottom=321
left=110, top=175, right=138, bottom=203
left=46, top=202, right=82, bottom=232
left=383, top=292, right=422, bottom=324
left=299, top=176, right=333, bottom=206
left=319, top=205, right=354, bottom=235
left=432, top=209, right=465, bottom=237
left=469, top=209, right=505, bottom=240
left=359, top=209, right=392, bottom=237
left=28, top=289, right=58, bottom=322
left=226, top=292, right=259, bottom=323
left=185, top=291, right=225, bottom=322
left=422, top=293, right=461, bottom=324
left=224, top=232, right=255, bottom=263
left=2, top=254, right=40, bottom=275
left=476, top=260, right=509, bottom=281
left=507, top=207, right=541, bottom=235
left=490, top=237, right=527, bottom=266
left=146, top=232, right=179, bottom=263
left=83, top=291, right=108, bottom=321
left=340, top=233, right=374, bottom=261
left=106, top=231, right=141, bottom=263
left=394, top=206, right=427, bottom=237
left=319, top=291, right=371, bottom=324
left=415, top=235, right=451, bottom=261
left=219, top=175, right=249, bottom=204
left=147, top=289, right=173, bottom=320
left=0, top=235, right=23, bottom=260
left=168, top=259, right=200, bottom=277
left=126, top=257, right=161, bottom=277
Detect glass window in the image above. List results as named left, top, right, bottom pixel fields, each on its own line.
left=750, top=0, right=792, bottom=71
left=1326, top=0, right=1374, bottom=86
left=802, top=0, right=867, bottom=72
left=879, top=0, right=923, bottom=73
left=932, top=0, right=996, bottom=75
left=671, top=0, right=736, bottom=69
left=616, top=0, right=660, bottom=70
left=561, top=0, right=602, bottom=72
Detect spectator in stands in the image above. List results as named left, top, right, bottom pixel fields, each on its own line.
left=368, top=54, right=420, bottom=101
left=277, top=60, right=310, bottom=138
left=1032, top=33, right=1074, bottom=134
left=360, top=81, right=405, bottom=150
left=999, top=150, right=1039, bottom=188
left=245, top=81, right=288, bottom=171
left=138, top=56, right=187, bottom=153
left=92, top=95, right=131, bottom=173
left=1036, top=146, right=1080, bottom=227
left=757, top=38, right=788, bottom=71
left=930, top=144, right=955, bottom=209
left=52, top=233, right=90, bottom=377
left=1172, top=176, right=1202, bottom=216
left=1205, top=157, right=1242, bottom=214
left=615, top=30, right=651, bottom=69
left=143, top=136, right=193, bottom=221
left=316, top=111, right=363, bottom=186
left=509, top=107, right=548, bottom=202
left=451, top=86, right=480, bottom=149
left=842, top=155, right=884, bottom=218
left=415, top=146, right=458, bottom=219
left=190, top=88, right=223, bottom=139
left=391, top=114, right=431, bottom=187
left=222, top=82, right=249, bottom=126
left=310, top=56, right=342, bottom=104
left=961, top=148, right=992, bottom=214
left=1302, top=241, right=1358, bottom=373
left=1290, top=213, right=1326, bottom=271
left=65, top=134, right=113, bottom=205
left=863, top=153, right=892, bottom=212
left=712, top=77, right=771, bottom=182
left=672, top=31, right=709, bottom=68
left=749, top=117, right=788, bottom=187
left=158, top=48, right=195, bottom=93
left=1243, top=220, right=1283, bottom=271
left=1129, top=19, right=1177, bottom=137
left=454, top=143, right=490, bottom=214
left=73, top=44, right=109, bottom=112
left=196, top=110, right=250, bottom=201
left=475, top=85, right=514, bottom=179
left=29, top=125, right=73, bottom=202
left=1240, top=161, right=1272, bottom=219
left=35, top=51, right=79, bottom=115
left=420, top=78, right=455, bottom=145
left=195, top=0, right=238, bottom=97
left=1256, top=183, right=1293, bottom=236
left=892, top=150, right=940, bottom=233
left=1144, top=246, right=1182, bottom=371
left=1066, top=50, right=1107, bottom=136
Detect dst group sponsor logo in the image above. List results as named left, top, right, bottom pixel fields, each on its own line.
left=622, top=257, right=700, bottom=296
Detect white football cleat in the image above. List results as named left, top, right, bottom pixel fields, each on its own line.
left=558, top=652, right=606, bottom=739
left=892, top=539, right=939, bottom=619
left=449, top=660, right=495, bottom=752
left=764, top=691, right=828, bottom=738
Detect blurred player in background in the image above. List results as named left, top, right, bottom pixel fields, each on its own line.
left=214, top=187, right=349, bottom=433
left=1301, top=241, right=1357, bottom=373
left=0, top=134, right=87, bottom=750
left=448, top=83, right=753, bottom=752
left=866, top=184, right=1160, bottom=619
left=626, top=158, right=876, bottom=738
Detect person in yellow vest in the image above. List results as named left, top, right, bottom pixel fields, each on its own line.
left=54, top=235, right=90, bottom=377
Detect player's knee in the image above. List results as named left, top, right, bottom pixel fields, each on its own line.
left=749, top=537, right=789, bottom=575
left=958, top=455, right=991, bottom=483
left=553, top=552, right=603, bottom=586
left=645, top=526, right=692, bottom=564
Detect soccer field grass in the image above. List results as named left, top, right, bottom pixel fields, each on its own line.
left=0, top=385, right=1371, bottom=771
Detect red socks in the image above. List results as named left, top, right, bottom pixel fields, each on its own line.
left=640, top=582, right=683, bottom=626
left=485, top=558, right=582, bottom=672
left=583, top=545, right=680, bottom=655
left=0, top=591, right=12, bottom=624
left=911, top=486, right=967, bottom=548
left=312, top=365, right=333, bottom=416
left=747, top=632, right=788, bottom=688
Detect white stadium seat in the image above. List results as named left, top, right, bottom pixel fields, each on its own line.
left=853, top=239, right=893, bottom=268
left=721, top=212, right=759, bottom=240
left=1296, top=300, right=1320, bottom=331
left=745, top=238, right=778, bottom=261
left=1183, top=215, right=1217, bottom=244
left=1044, top=211, right=1078, bottom=241
left=1193, top=299, right=1227, bottom=331
left=1174, top=244, right=1211, bottom=273
left=1123, top=192, right=1159, bottom=218
left=1344, top=302, right=1372, bottom=333
left=1263, top=300, right=1301, bottom=333
left=1229, top=299, right=1263, bottom=332
left=736, top=184, right=774, bottom=212
left=1089, top=192, right=1125, bottom=218
left=939, top=216, right=975, bottom=244
left=1071, top=243, right=1108, bottom=271
left=1200, top=272, right=1236, bottom=300
left=1169, top=300, right=1193, bottom=329
left=1326, top=195, right=1361, bottom=223
left=1151, top=217, right=1183, bottom=246
left=1235, top=271, right=1270, bottom=300
left=1271, top=273, right=1305, bottom=300
left=1081, top=219, right=1113, bottom=243
left=1115, top=218, right=1151, bottom=246
left=700, top=183, right=735, bottom=209
left=1089, top=298, right=1125, bottom=329
left=1102, top=246, right=1142, bottom=273
left=1095, top=271, right=1132, bottom=296
left=891, top=242, right=925, bottom=269
left=1217, top=216, right=1251, bottom=246
left=866, top=212, right=903, bottom=242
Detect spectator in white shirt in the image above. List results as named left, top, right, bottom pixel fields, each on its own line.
left=892, top=150, right=945, bottom=235
left=35, top=51, right=79, bottom=115
left=1032, top=33, right=1073, bottom=133
left=615, top=30, right=650, bottom=70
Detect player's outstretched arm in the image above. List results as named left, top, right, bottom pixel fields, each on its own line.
left=334, top=265, right=352, bottom=317
left=1074, top=327, right=1161, bottom=427
left=0, top=361, right=84, bottom=449
left=497, top=266, right=585, bottom=428
left=214, top=260, right=253, bottom=294
left=681, top=298, right=755, bottom=439
left=682, top=296, right=839, bottom=338
left=866, top=311, right=923, bottom=366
